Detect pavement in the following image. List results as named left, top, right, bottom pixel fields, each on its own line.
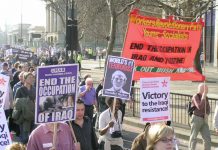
left=81, top=59, right=218, bottom=149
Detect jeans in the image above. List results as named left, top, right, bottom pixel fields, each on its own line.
left=19, top=124, right=29, bottom=144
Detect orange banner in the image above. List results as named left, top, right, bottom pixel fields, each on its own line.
left=122, top=9, right=205, bottom=81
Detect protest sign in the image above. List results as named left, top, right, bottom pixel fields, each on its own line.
left=5, top=48, right=34, bottom=62
left=0, top=108, right=12, bottom=149
left=35, top=64, right=78, bottom=124
left=102, top=55, right=134, bottom=100
left=0, top=74, right=10, bottom=109
left=140, top=77, right=171, bottom=122
left=122, top=9, right=204, bottom=81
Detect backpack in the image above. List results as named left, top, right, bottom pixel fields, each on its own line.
left=187, top=101, right=196, bottom=116
left=187, top=94, right=200, bottom=116
left=12, top=97, right=35, bottom=124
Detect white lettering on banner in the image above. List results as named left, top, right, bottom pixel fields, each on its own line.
left=38, top=110, right=74, bottom=123
left=52, top=110, right=73, bottom=121
left=38, top=84, right=76, bottom=96
left=39, top=78, right=57, bottom=86
left=38, top=113, right=50, bottom=123
left=108, top=57, right=128, bottom=65
left=59, top=77, right=76, bottom=84
left=51, top=68, right=65, bottom=73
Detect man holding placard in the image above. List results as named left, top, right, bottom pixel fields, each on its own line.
left=98, top=97, right=123, bottom=150
left=71, top=99, right=98, bottom=150
left=27, top=122, right=76, bottom=150
left=32, top=64, right=79, bottom=149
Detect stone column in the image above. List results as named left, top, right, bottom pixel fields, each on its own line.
left=54, top=12, right=57, bottom=32
left=50, top=7, right=54, bottom=32
left=46, top=5, right=50, bottom=33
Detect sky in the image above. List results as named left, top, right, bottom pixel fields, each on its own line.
left=0, top=0, right=46, bottom=31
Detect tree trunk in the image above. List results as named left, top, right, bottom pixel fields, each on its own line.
left=107, top=14, right=117, bottom=56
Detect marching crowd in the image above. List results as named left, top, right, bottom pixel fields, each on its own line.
left=0, top=57, right=218, bottom=150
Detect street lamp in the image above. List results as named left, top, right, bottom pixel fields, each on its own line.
left=65, top=0, right=78, bottom=63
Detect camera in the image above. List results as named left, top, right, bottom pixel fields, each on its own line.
left=111, top=131, right=122, bottom=138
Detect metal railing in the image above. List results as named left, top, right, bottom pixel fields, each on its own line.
left=92, top=82, right=218, bottom=132
left=126, top=87, right=218, bottom=131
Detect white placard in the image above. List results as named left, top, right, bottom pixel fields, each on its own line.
left=0, top=74, right=10, bottom=109
left=0, top=108, right=12, bottom=149
left=140, top=77, right=171, bottom=122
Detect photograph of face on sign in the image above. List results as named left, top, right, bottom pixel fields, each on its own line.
left=62, top=94, right=75, bottom=108
left=103, top=57, right=134, bottom=99
left=39, top=94, right=75, bottom=113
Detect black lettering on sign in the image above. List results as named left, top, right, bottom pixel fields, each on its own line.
left=130, top=43, right=144, bottom=50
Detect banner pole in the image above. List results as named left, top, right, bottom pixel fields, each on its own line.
left=112, top=98, right=116, bottom=120
left=202, top=20, right=206, bottom=79
left=68, top=121, right=78, bottom=143
left=52, top=123, right=57, bottom=149
left=202, top=19, right=207, bottom=118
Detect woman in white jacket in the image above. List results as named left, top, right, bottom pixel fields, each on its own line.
left=213, top=103, right=218, bottom=134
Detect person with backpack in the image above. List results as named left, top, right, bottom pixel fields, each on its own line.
left=13, top=72, right=36, bottom=144
left=188, top=83, right=211, bottom=150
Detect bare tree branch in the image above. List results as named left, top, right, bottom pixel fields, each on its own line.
left=193, top=1, right=212, bottom=17
left=152, top=0, right=180, bottom=16
left=106, top=0, right=113, bottom=16
left=193, top=4, right=218, bottom=21
left=116, top=0, right=140, bottom=17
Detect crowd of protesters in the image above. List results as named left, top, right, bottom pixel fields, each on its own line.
left=1, top=52, right=217, bottom=150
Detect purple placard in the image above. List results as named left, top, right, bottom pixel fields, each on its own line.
left=102, top=55, right=135, bottom=100
left=35, top=64, right=78, bottom=124
left=5, top=48, right=34, bottom=62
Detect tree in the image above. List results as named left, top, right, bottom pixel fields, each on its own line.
left=105, top=0, right=140, bottom=57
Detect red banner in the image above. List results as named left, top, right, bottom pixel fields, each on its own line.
left=122, top=9, right=205, bottom=81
